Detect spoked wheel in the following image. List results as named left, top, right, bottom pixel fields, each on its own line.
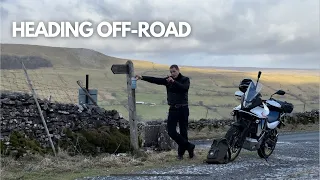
left=225, top=126, right=243, bottom=162
left=258, top=129, right=278, bottom=159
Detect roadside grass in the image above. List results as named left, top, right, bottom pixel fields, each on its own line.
left=1, top=123, right=318, bottom=180
left=0, top=149, right=209, bottom=180
left=188, top=125, right=229, bottom=140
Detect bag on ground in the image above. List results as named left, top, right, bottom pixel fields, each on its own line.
left=205, top=138, right=230, bottom=164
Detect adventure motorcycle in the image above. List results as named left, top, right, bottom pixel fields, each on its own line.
left=225, top=71, right=294, bottom=161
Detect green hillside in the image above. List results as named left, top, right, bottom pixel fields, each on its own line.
left=1, top=43, right=319, bottom=121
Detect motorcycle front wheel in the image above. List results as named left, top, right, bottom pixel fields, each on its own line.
left=225, top=125, right=243, bottom=162
left=257, top=129, right=278, bottom=158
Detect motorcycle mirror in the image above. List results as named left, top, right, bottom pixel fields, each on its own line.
left=275, top=90, right=286, bottom=95
left=256, top=71, right=262, bottom=88
left=235, top=91, right=244, bottom=97
left=258, top=71, right=262, bottom=79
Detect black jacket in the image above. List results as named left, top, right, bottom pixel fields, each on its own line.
left=141, top=73, right=190, bottom=105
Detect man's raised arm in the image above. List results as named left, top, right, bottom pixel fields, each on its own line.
left=137, top=75, right=168, bottom=85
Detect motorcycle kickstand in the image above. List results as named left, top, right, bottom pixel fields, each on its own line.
left=264, top=156, right=268, bottom=162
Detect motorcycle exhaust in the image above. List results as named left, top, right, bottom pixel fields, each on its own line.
left=243, top=138, right=259, bottom=151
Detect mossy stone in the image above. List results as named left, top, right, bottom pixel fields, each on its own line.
left=59, top=126, right=132, bottom=156
left=1, top=131, right=48, bottom=158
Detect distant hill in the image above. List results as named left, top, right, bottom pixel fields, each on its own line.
left=188, top=66, right=319, bottom=73
left=2, top=43, right=317, bottom=72
left=0, top=43, right=171, bottom=71
left=0, top=43, right=129, bottom=69
left=0, top=55, right=53, bottom=69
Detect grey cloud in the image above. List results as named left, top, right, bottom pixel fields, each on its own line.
left=0, top=0, right=319, bottom=68
left=194, top=24, right=238, bottom=43
left=0, top=6, right=8, bottom=20
left=208, top=36, right=320, bottom=55
left=98, top=0, right=319, bottom=56
left=90, top=0, right=155, bottom=22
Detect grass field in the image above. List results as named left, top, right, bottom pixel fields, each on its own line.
left=1, top=44, right=319, bottom=121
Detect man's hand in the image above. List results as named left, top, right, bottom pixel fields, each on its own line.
left=167, top=76, right=174, bottom=83
left=135, top=75, right=142, bottom=80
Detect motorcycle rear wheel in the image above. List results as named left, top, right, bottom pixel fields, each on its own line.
left=225, top=125, right=242, bottom=162
left=257, top=129, right=278, bottom=159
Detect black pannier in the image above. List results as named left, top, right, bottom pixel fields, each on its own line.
left=282, top=102, right=294, bottom=113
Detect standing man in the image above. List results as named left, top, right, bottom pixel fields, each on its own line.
left=135, top=64, right=195, bottom=159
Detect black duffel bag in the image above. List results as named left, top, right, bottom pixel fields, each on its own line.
left=205, top=138, right=231, bottom=164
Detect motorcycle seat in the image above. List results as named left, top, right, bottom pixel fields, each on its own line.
left=267, top=111, right=280, bottom=123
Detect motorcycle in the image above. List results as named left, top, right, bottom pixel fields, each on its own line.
left=225, top=71, right=294, bottom=162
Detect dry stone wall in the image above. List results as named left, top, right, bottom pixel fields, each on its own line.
left=0, top=91, right=135, bottom=157
left=1, top=91, right=318, bottom=157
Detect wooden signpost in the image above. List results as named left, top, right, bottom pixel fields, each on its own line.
left=111, top=60, right=139, bottom=152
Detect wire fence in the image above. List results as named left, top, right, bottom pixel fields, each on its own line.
left=1, top=65, right=319, bottom=121
left=1, top=69, right=78, bottom=103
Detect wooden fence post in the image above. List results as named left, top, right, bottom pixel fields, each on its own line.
left=21, top=62, right=57, bottom=156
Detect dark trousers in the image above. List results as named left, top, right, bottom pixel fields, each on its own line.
left=167, top=105, right=190, bottom=155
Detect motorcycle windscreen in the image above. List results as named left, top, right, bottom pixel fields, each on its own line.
left=243, top=82, right=263, bottom=107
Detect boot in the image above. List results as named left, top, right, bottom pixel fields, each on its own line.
left=177, top=146, right=186, bottom=160
left=187, top=143, right=195, bottom=159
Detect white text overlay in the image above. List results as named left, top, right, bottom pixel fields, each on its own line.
left=12, top=21, right=192, bottom=38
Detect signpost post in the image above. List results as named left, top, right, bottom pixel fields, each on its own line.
left=111, top=60, right=139, bottom=153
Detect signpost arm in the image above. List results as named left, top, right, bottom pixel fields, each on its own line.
left=126, top=60, right=139, bottom=152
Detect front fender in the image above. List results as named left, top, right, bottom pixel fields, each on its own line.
left=230, top=122, right=246, bottom=131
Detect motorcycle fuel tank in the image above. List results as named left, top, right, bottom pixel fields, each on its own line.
left=266, top=111, right=280, bottom=129
left=250, top=102, right=269, bottom=118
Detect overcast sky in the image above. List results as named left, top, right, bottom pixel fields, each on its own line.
left=1, top=0, right=319, bottom=69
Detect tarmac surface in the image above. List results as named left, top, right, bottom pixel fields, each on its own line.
left=78, top=131, right=320, bottom=180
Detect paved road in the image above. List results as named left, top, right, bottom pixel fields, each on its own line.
left=192, top=131, right=319, bottom=149
left=79, top=131, right=319, bottom=180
